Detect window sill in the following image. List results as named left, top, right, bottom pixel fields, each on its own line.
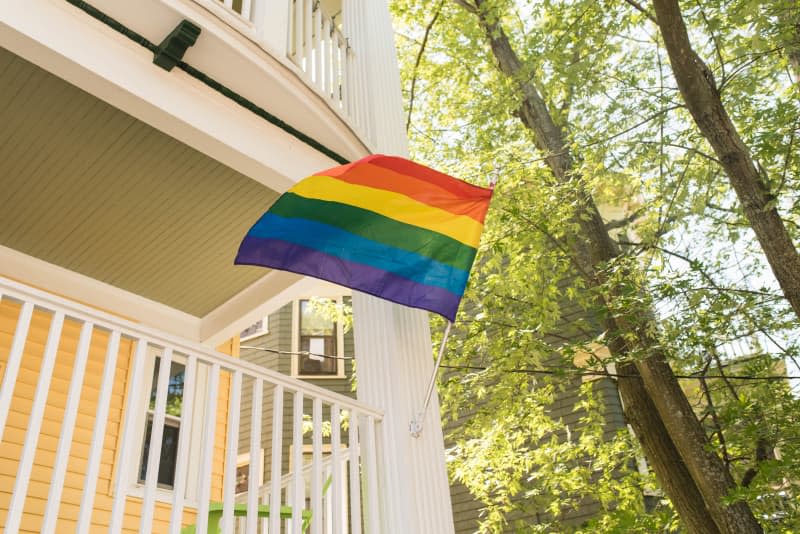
left=127, top=484, right=199, bottom=509
left=294, top=374, right=347, bottom=380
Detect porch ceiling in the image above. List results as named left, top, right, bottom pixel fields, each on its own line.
left=0, top=47, right=279, bottom=316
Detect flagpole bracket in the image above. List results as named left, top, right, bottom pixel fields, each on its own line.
left=409, top=414, right=424, bottom=438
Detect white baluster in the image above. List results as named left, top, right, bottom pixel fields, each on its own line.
left=5, top=311, right=65, bottom=534
left=328, top=24, right=336, bottom=101
left=330, top=33, right=339, bottom=105
left=241, top=0, right=252, bottom=20
left=294, top=0, right=303, bottom=61
left=304, top=0, right=312, bottom=74
left=138, top=346, right=174, bottom=534
left=169, top=355, right=198, bottom=534
left=350, top=7, right=365, bottom=135
left=109, top=338, right=150, bottom=533
left=311, top=397, right=323, bottom=534
left=348, top=412, right=362, bottom=534
left=324, top=462, right=333, bottom=533
left=314, top=2, right=323, bottom=86
left=222, top=370, right=243, bottom=533
left=77, top=329, right=122, bottom=533
left=362, top=416, right=380, bottom=534
left=269, top=385, right=285, bottom=533
left=196, top=362, right=221, bottom=534
left=0, top=300, right=34, bottom=439
left=330, top=404, right=343, bottom=534
left=343, top=43, right=353, bottom=119
left=42, top=320, right=94, bottom=534
left=291, top=391, right=305, bottom=534
left=247, top=378, right=263, bottom=534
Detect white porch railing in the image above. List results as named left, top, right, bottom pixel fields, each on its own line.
left=0, top=276, right=383, bottom=533
left=211, top=0, right=373, bottom=145
left=287, top=0, right=370, bottom=141
left=233, top=448, right=352, bottom=533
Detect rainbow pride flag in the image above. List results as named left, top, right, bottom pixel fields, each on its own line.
left=235, top=154, right=493, bottom=321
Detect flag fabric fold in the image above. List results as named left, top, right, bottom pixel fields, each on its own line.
left=235, top=154, right=493, bottom=321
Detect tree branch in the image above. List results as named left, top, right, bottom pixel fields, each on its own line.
left=406, top=0, right=445, bottom=133
left=604, top=207, right=646, bottom=231
left=653, top=0, right=800, bottom=324
left=452, top=0, right=476, bottom=14
left=621, top=0, right=657, bottom=24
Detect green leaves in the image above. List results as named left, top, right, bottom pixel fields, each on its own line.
left=394, top=0, right=800, bottom=530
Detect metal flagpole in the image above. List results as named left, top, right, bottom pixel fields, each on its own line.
left=409, top=320, right=453, bottom=438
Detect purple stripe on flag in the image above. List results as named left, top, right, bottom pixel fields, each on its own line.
left=235, top=236, right=461, bottom=321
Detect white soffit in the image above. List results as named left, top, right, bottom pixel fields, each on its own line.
left=0, top=0, right=349, bottom=194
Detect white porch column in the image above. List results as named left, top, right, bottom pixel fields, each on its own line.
left=348, top=1, right=456, bottom=532
left=353, top=296, right=456, bottom=534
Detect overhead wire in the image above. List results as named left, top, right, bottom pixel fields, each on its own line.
left=240, top=345, right=799, bottom=381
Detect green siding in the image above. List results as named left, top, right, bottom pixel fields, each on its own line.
left=239, top=302, right=356, bottom=485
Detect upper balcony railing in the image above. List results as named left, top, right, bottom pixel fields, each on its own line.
left=0, top=276, right=383, bottom=533
left=212, top=0, right=372, bottom=146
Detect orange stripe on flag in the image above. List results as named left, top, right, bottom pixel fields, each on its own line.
left=318, top=155, right=492, bottom=217
left=320, top=163, right=489, bottom=223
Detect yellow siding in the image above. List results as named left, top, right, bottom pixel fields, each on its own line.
left=0, top=298, right=234, bottom=533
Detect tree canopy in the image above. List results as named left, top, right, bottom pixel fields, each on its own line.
left=391, top=0, right=800, bottom=531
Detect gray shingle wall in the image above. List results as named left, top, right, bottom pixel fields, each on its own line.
left=239, top=302, right=356, bottom=484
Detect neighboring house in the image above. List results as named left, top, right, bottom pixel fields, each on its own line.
left=0, top=1, right=455, bottom=533
left=239, top=298, right=631, bottom=532
left=237, top=296, right=357, bottom=503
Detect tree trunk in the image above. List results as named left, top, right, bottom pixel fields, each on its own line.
left=466, top=1, right=762, bottom=532
left=616, top=362, right=721, bottom=534
left=652, top=0, right=800, bottom=321
left=633, top=345, right=763, bottom=533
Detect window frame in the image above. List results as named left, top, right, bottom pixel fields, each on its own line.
left=290, top=298, right=346, bottom=379
left=124, top=345, right=209, bottom=505
left=234, top=449, right=265, bottom=495
left=239, top=316, right=270, bottom=341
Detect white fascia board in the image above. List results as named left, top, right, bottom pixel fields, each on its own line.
left=0, top=244, right=348, bottom=347
left=0, top=0, right=335, bottom=193
left=199, top=272, right=350, bottom=348
left=0, top=245, right=200, bottom=340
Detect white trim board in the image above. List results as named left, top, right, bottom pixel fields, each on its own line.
left=0, top=245, right=347, bottom=348
left=0, top=245, right=200, bottom=340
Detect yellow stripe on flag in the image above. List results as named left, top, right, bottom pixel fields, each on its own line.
left=290, top=175, right=484, bottom=248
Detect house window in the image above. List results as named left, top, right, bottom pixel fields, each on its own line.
left=235, top=450, right=264, bottom=494
left=294, top=299, right=343, bottom=377
left=138, top=356, right=186, bottom=489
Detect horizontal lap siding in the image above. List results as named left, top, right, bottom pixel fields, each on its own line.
left=214, top=339, right=236, bottom=503
left=0, top=298, right=231, bottom=532
left=240, top=302, right=357, bottom=484
left=446, top=376, right=627, bottom=532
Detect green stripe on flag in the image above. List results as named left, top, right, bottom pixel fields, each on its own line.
left=271, top=193, right=478, bottom=272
